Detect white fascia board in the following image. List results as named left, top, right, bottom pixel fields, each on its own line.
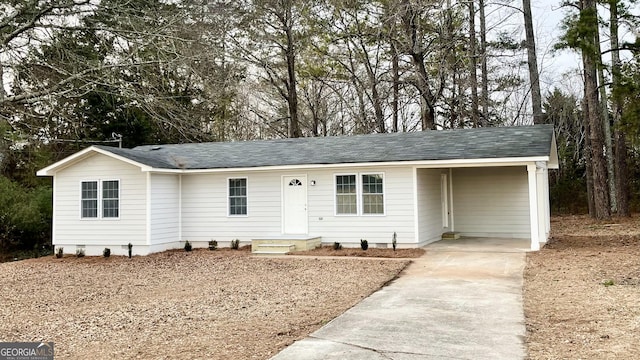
left=154, top=156, right=551, bottom=175
left=36, top=146, right=152, bottom=176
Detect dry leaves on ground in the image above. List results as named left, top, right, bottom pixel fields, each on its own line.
left=525, top=215, right=640, bottom=360
left=0, top=249, right=409, bottom=360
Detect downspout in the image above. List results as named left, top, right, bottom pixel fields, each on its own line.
left=448, top=168, right=455, bottom=232
left=178, top=174, right=183, bottom=242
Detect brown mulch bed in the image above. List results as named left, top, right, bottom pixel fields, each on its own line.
left=292, top=245, right=425, bottom=258
left=525, top=214, right=640, bottom=359
left=0, top=248, right=409, bottom=359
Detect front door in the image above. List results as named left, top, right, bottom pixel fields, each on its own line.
left=283, top=175, right=308, bottom=234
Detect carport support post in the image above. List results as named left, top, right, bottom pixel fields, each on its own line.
left=527, top=164, right=540, bottom=251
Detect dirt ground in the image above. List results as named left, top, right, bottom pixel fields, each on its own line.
left=0, top=248, right=409, bottom=359
left=293, top=245, right=425, bottom=258
left=525, top=214, right=640, bottom=359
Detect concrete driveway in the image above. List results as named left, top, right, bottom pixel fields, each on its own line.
left=271, top=238, right=528, bottom=360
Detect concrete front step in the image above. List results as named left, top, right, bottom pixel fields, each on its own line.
left=442, top=232, right=461, bottom=240
left=253, top=244, right=296, bottom=255
left=251, top=236, right=322, bottom=255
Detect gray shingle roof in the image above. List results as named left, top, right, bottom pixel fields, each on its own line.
left=96, top=125, right=554, bottom=170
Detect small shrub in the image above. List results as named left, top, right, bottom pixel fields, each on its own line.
left=360, top=239, right=368, bottom=250
left=56, top=247, right=64, bottom=259
left=128, top=243, right=133, bottom=258
left=103, top=248, right=111, bottom=258
left=184, top=240, right=192, bottom=252
left=603, top=279, right=615, bottom=287
left=208, top=240, right=218, bottom=250
left=392, top=232, right=397, bottom=251
left=333, top=242, right=342, bottom=250
left=230, top=239, right=240, bottom=250
left=75, top=249, right=85, bottom=258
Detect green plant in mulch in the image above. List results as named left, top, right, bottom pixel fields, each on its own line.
left=603, top=279, right=615, bottom=287
left=103, top=248, right=111, bottom=258
left=360, top=239, right=368, bottom=250
left=333, top=242, right=342, bottom=250
left=184, top=240, right=193, bottom=252
left=75, top=249, right=85, bottom=258
left=56, top=247, right=64, bottom=259
left=230, top=239, right=240, bottom=250
left=208, top=240, right=218, bottom=250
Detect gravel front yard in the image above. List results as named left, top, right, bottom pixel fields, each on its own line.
left=0, top=249, right=409, bottom=359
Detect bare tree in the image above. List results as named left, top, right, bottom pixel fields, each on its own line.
left=522, top=0, right=543, bottom=124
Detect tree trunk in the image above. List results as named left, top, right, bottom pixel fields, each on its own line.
left=284, top=2, right=300, bottom=138
left=479, top=0, right=488, bottom=124
left=468, top=0, right=479, bottom=127
left=594, top=15, right=617, bottom=212
left=582, top=95, right=595, bottom=216
left=522, top=0, right=543, bottom=124
left=391, top=42, right=400, bottom=133
left=582, top=0, right=610, bottom=219
left=609, top=0, right=630, bottom=216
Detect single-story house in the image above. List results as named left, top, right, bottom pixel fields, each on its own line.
left=37, top=125, right=558, bottom=256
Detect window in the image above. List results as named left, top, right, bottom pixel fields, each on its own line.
left=229, top=178, right=247, bottom=215
left=335, top=175, right=357, bottom=214
left=335, top=173, right=385, bottom=215
left=102, top=180, right=120, bottom=218
left=362, top=174, right=384, bottom=214
left=81, top=180, right=120, bottom=219
left=81, top=181, right=98, bottom=218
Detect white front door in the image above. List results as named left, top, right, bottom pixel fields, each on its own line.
left=283, top=175, right=308, bottom=234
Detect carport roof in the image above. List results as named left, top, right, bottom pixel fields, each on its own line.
left=93, top=124, right=555, bottom=170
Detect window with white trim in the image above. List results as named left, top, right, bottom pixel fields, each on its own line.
left=362, top=174, right=384, bottom=214
left=81, top=180, right=120, bottom=219
left=335, top=173, right=385, bottom=215
left=81, top=181, right=98, bottom=218
left=228, top=178, right=247, bottom=216
left=336, top=175, right=357, bottom=214
left=102, top=180, right=120, bottom=218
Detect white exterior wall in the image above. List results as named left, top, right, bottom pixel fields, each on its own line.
left=452, top=166, right=530, bottom=238
left=416, top=168, right=449, bottom=245
left=149, top=174, right=180, bottom=246
left=307, top=166, right=415, bottom=247
left=181, top=166, right=417, bottom=248
left=52, top=153, right=147, bottom=256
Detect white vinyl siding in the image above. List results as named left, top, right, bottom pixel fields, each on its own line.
left=149, top=174, right=180, bottom=245
left=452, top=166, right=530, bottom=238
left=416, top=168, right=449, bottom=244
left=181, top=167, right=416, bottom=246
left=54, top=154, right=146, bottom=246
left=228, top=178, right=248, bottom=216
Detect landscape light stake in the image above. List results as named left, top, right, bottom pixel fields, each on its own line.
left=128, top=243, right=133, bottom=258
left=392, top=232, right=397, bottom=251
